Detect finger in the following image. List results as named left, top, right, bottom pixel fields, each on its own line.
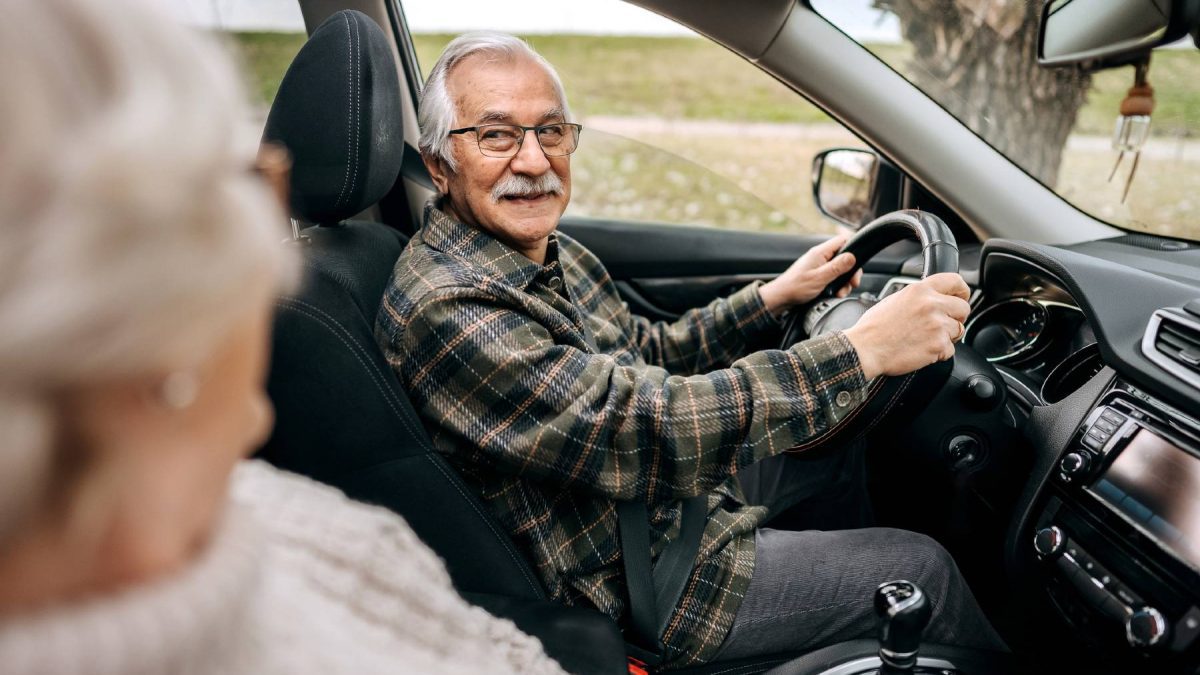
left=809, top=233, right=849, bottom=261
left=815, top=251, right=857, bottom=282
left=937, top=337, right=956, bottom=362
left=935, top=296, right=972, bottom=323
left=925, top=273, right=971, bottom=302
left=943, top=316, right=965, bottom=342
left=849, top=269, right=864, bottom=289
left=835, top=283, right=852, bottom=298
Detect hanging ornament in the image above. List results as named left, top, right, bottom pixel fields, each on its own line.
left=1108, top=59, right=1155, bottom=203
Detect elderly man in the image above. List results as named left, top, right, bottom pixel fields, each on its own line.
left=377, top=32, right=1003, bottom=667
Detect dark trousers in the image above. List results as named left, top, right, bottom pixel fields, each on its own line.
left=716, top=446, right=1007, bottom=660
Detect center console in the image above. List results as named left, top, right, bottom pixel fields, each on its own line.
left=1029, top=380, right=1200, bottom=670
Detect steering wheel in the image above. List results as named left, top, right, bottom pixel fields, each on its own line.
left=779, top=210, right=960, bottom=454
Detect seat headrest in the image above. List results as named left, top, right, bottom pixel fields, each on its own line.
left=263, top=10, right=402, bottom=225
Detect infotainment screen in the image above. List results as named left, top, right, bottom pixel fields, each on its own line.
left=1091, top=429, right=1200, bottom=569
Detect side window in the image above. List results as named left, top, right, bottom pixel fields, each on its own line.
left=405, top=2, right=868, bottom=235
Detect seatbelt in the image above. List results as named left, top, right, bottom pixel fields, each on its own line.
left=576, top=305, right=707, bottom=665
left=616, top=494, right=708, bottom=666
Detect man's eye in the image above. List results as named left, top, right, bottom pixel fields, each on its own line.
left=538, top=125, right=564, bottom=141
left=481, top=128, right=519, bottom=141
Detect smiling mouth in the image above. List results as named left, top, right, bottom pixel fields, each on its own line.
left=500, top=193, right=552, bottom=202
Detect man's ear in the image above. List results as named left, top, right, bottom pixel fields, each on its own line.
left=422, top=152, right=451, bottom=195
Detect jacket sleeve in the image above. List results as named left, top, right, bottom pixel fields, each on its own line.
left=389, top=286, right=869, bottom=504
left=619, top=282, right=783, bottom=376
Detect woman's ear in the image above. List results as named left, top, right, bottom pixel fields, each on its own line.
left=422, top=152, right=451, bottom=195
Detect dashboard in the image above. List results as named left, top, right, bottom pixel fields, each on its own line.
left=967, top=239, right=1200, bottom=674
left=963, top=252, right=1102, bottom=409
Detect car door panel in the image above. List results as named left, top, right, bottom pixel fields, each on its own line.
left=560, top=215, right=918, bottom=318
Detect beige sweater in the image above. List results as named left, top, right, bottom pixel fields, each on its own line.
left=0, top=461, right=569, bottom=675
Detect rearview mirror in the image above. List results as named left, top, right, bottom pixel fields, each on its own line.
left=812, top=148, right=879, bottom=229
left=1038, top=0, right=1198, bottom=68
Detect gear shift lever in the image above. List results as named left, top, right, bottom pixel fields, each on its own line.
left=874, top=580, right=932, bottom=674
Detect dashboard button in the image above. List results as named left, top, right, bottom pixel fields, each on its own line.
left=1171, top=606, right=1200, bottom=652
left=1126, top=607, right=1169, bottom=649
left=1093, top=419, right=1118, bottom=434
left=1060, top=452, right=1092, bottom=479
left=1087, top=427, right=1111, bottom=443
left=1101, top=409, right=1126, bottom=425
left=1100, top=595, right=1130, bottom=622
left=1034, top=527, right=1066, bottom=559
left=1082, top=434, right=1107, bottom=451
left=1109, top=580, right=1142, bottom=607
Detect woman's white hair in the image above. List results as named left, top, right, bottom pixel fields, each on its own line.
left=0, top=0, right=298, bottom=541
left=418, top=32, right=571, bottom=173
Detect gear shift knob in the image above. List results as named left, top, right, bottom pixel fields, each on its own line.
left=874, top=580, right=932, bottom=673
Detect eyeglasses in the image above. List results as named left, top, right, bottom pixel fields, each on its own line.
left=448, top=122, right=582, bottom=158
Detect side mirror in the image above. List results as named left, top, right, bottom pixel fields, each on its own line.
left=1038, top=0, right=1199, bottom=69
left=812, top=148, right=880, bottom=229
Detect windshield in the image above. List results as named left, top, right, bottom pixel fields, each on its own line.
left=811, top=0, right=1200, bottom=242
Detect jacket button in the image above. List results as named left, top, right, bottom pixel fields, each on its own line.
left=546, top=276, right=563, bottom=291
left=835, top=390, right=852, bottom=408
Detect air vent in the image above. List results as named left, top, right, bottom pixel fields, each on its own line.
left=1142, top=310, right=1200, bottom=388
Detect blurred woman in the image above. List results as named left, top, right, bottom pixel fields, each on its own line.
left=0, top=0, right=565, bottom=672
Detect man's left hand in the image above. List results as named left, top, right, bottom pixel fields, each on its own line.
left=759, top=234, right=861, bottom=317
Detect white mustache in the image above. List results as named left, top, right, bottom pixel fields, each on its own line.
left=491, top=172, right=564, bottom=203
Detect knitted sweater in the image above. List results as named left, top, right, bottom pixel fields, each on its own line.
left=0, top=460, right=568, bottom=675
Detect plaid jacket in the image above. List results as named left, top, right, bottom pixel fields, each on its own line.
left=376, top=203, right=869, bottom=667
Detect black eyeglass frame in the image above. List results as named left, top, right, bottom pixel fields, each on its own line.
left=447, top=122, right=583, bottom=158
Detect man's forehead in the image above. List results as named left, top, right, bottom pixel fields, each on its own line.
left=447, top=53, right=563, bottom=123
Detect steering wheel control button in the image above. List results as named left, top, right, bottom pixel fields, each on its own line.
left=835, top=390, right=852, bottom=408
left=1034, top=526, right=1066, bottom=559
left=962, top=374, right=1000, bottom=410
left=1126, top=607, right=1169, bottom=649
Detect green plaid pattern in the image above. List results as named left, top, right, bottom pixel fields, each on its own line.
left=376, top=202, right=869, bottom=667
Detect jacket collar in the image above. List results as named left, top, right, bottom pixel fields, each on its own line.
left=419, top=200, right=562, bottom=290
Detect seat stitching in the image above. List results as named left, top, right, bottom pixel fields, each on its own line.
left=275, top=297, right=545, bottom=597
left=346, top=16, right=361, bottom=206
left=334, top=13, right=354, bottom=208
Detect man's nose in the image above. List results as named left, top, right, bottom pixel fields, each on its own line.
left=509, top=129, right=552, bottom=176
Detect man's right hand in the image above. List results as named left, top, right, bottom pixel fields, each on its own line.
left=842, top=273, right=971, bottom=380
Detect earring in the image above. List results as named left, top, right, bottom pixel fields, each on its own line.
left=158, top=371, right=200, bottom=410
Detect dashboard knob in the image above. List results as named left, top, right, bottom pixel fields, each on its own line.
left=1126, top=607, right=1169, bottom=649
left=1033, top=526, right=1065, bottom=559
left=1059, top=451, right=1092, bottom=479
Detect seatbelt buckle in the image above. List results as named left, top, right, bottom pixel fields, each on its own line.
left=627, top=656, right=651, bottom=675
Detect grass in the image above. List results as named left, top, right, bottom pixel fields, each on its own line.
left=228, top=32, right=1199, bottom=239
left=229, top=31, right=1200, bottom=134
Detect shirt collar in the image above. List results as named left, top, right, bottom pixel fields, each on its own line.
left=419, top=199, right=562, bottom=290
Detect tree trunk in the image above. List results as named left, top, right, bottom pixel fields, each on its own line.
left=874, top=0, right=1091, bottom=187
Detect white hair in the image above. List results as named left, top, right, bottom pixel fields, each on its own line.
left=418, top=32, right=572, bottom=173
left=0, top=0, right=298, bottom=541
